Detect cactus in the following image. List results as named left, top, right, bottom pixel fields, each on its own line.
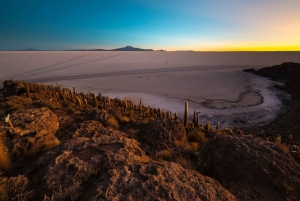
left=196, top=113, right=200, bottom=127
left=184, top=101, right=188, bottom=128
left=205, top=122, right=210, bottom=131
left=76, top=96, right=82, bottom=107
left=174, top=112, right=178, bottom=120
left=93, top=93, right=98, bottom=109
left=25, top=82, right=30, bottom=98
left=193, top=111, right=196, bottom=125
left=287, top=134, right=292, bottom=146
left=276, top=135, right=281, bottom=145
left=84, top=98, right=88, bottom=106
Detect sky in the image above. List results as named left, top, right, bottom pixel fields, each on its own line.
left=0, top=0, right=300, bottom=51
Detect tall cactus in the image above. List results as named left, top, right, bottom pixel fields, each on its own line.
left=25, top=82, right=30, bottom=98
left=184, top=101, right=188, bottom=128
left=93, top=93, right=98, bottom=109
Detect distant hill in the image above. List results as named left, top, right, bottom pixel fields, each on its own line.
left=70, top=46, right=154, bottom=51
left=111, top=45, right=153, bottom=51
left=17, top=48, right=40, bottom=51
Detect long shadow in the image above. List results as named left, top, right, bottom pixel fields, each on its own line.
left=26, top=65, right=253, bottom=83
left=19, top=53, right=127, bottom=79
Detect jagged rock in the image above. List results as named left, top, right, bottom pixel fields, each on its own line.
left=24, top=132, right=237, bottom=200
left=138, top=119, right=187, bottom=155
left=198, top=136, right=300, bottom=201
left=6, top=107, right=59, bottom=159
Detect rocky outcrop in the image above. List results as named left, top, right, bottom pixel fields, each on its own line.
left=2, top=80, right=25, bottom=97
left=24, top=131, right=237, bottom=200
left=138, top=119, right=187, bottom=155
left=198, top=136, right=300, bottom=200
left=6, top=107, right=59, bottom=159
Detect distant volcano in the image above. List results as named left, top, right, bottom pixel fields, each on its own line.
left=112, top=45, right=153, bottom=51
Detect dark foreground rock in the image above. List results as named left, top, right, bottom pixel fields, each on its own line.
left=23, top=129, right=237, bottom=200
left=198, top=136, right=300, bottom=201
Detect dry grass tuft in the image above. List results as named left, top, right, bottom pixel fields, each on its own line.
left=174, top=139, right=180, bottom=147
left=187, top=130, right=206, bottom=142
left=175, top=156, right=194, bottom=169
left=0, top=175, right=32, bottom=201
left=106, top=117, right=119, bottom=129
left=156, top=150, right=172, bottom=161
left=119, top=116, right=130, bottom=124
left=27, top=135, right=60, bottom=157
left=43, top=182, right=81, bottom=201
left=128, top=128, right=137, bottom=139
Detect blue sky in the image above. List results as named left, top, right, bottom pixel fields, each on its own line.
left=1, top=0, right=300, bottom=51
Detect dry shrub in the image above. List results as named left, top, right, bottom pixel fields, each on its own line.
left=187, top=130, right=206, bottom=142
left=280, top=144, right=289, bottom=154
left=106, top=117, right=118, bottom=129
left=128, top=128, right=137, bottom=139
left=237, top=129, right=243, bottom=135
left=43, top=182, right=81, bottom=201
left=174, top=139, right=180, bottom=147
left=190, top=142, right=199, bottom=151
left=12, top=134, right=60, bottom=158
left=0, top=175, right=32, bottom=201
left=0, top=140, right=10, bottom=171
left=175, top=156, right=193, bottom=169
left=27, top=135, right=60, bottom=157
left=119, top=116, right=130, bottom=124
left=157, top=150, right=172, bottom=161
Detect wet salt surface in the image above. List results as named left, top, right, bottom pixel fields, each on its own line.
left=1, top=51, right=299, bottom=128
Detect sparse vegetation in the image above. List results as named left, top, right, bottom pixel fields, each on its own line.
left=43, top=182, right=81, bottom=201
left=106, top=117, right=119, bottom=128
left=187, top=130, right=206, bottom=142
left=175, top=156, right=194, bottom=169
left=0, top=175, right=32, bottom=201
left=157, top=150, right=172, bottom=161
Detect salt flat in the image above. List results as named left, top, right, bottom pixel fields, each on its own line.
left=1, top=51, right=300, bottom=128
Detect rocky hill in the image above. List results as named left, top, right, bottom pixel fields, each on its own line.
left=0, top=78, right=300, bottom=200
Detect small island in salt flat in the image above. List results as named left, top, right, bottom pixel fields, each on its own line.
left=1, top=62, right=300, bottom=200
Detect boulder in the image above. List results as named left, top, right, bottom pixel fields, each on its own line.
left=25, top=131, right=237, bottom=201
left=6, top=107, right=59, bottom=159
left=198, top=135, right=300, bottom=200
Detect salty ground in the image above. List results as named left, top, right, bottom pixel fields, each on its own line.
left=1, top=51, right=300, bottom=128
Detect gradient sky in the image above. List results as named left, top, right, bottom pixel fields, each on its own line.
left=1, top=0, right=300, bottom=51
